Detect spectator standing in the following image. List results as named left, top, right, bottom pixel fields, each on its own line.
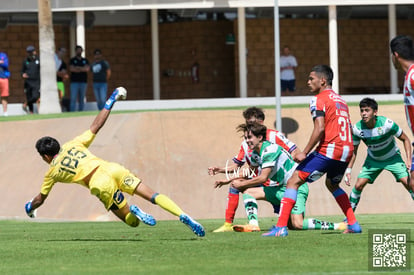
left=55, top=47, right=69, bottom=108
left=0, top=49, right=10, bottom=116
left=91, top=49, right=111, bottom=110
left=21, top=45, right=40, bottom=114
left=69, top=45, right=89, bottom=112
left=280, top=46, right=298, bottom=95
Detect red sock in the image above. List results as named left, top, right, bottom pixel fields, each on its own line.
left=276, top=197, right=296, bottom=227
left=335, top=193, right=357, bottom=225
left=225, top=193, right=239, bottom=223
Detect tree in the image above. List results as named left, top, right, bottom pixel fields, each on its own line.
left=38, top=0, right=61, bottom=114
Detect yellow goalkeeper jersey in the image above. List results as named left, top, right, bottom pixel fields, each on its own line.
left=40, top=130, right=106, bottom=195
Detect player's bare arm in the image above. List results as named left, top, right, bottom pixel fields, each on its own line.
left=344, top=144, right=358, bottom=186
left=289, top=147, right=301, bottom=161
left=231, top=167, right=271, bottom=191
left=304, top=116, right=325, bottom=155
left=214, top=174, right=248, bottom=189
left=24, top=193, right=48, bottom=218
left=31, top=193, right=47, bottom=209
left=90, top=87, right=127, bottom=134
left=208, top=161, right=241, bottom=176
left=397, top=131, right=413, bottom=170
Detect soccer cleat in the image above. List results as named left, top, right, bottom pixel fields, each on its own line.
left=179, top=214, right=206, bottom=237
left=337, top=222, right=348, bottom=231
left=233, top=224, right=261, bottom=232
left=261, top=226, right=288, bottom=237
left=343, top=221, right=362, bottom=234
left=213, top=222, right=234, bottom=233
left=129, top=205, right=156, bottom=226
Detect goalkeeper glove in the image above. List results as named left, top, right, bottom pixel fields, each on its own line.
left=25, top=200, right=37, bottom=218
left=104, top=87, right=127, bottom=110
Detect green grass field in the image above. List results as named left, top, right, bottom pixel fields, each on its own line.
left=0, top=214, right=412, bottom=274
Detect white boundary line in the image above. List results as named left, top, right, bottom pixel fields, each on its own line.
left=4, top=94, right=403, bottom=116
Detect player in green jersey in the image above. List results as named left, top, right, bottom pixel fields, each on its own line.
left=215, top=122, right=347, bottom=231
left=344, top=97, right=414, bottom=212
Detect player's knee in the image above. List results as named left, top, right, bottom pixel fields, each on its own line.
left=290, top=216, right=303, bottom=230
left=244, top=188, right=253, bottom=196
left=354, top=183, right=365, bottom=192
left=125, top=212, right=140, bottom=227
left=291, top=221, right=302, bottom=230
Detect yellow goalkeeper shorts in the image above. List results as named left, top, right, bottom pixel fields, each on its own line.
left=89, top=162, right=141, bottom=210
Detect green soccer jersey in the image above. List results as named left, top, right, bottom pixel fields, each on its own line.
left=352, top=115, right=403, bottom=161
left=250, top=140, right=297, bottom=186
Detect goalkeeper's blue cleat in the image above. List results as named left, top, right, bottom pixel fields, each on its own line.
left=343, top=221, right=362, bottom=234
left=129, top=205, right=156, bottom=226
left=179, top=214, right=206, bottom=237
left=261, top=226, right=288, bottom=237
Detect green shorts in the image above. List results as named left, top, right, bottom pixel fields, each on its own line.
left=57, top=81, right=65, bottom=97
left=358, top=154, right=409, bottom=183
left=263, top=183, right=309, bottom=215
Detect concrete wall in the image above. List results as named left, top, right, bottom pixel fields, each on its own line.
left=1, top=103, right=413, bottom=221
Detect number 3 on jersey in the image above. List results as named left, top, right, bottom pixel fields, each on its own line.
left=338, top=116, right=352, bottom=142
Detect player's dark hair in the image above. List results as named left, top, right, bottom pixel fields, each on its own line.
left=246, top=122, right=267, bottom=141
left=236, top=123, right=248, bottom=133
left=243, top=107, right=265, bottom=121
left=390, top=35, right=414, bottom=60
left=359, top=97, right=378, bottom=111
left=36, top=136, right=60, bottom=156
left=311, top=64, right=333, bottom=86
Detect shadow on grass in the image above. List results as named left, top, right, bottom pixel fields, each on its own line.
left=47, top=238, right=145, bottom=242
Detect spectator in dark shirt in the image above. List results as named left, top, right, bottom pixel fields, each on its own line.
left=21, top=45, right=40, bottom=114
left=91, top=49, right=111, bottom=110
left=69, top=45, right=89, bottom=112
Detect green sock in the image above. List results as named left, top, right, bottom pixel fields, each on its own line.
left=303, top=218, right=336, bottom=230
left=409, top=190, right=414, bottom=200
left=242, top=193, right=258, bottom=226
left=349, top=187, right=362, bottom=212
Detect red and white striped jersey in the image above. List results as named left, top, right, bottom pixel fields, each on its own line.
left=403, top=64, right=414, bottom=136
left=309, top=89, right=353, bottom=162
left=232, top=128, right=297, bottom=166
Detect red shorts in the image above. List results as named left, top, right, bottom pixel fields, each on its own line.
left=0, top=78, right=9, bottom=97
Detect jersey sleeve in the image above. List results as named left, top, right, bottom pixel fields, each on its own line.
left=309, top=95, right=325, bottom=119
left=73, top=130, right=96, bottom=148
left=267, top=129, right=297, bottom=153
left=232, top=141, right=248, bottom=166
left=389, top=119, right=403, bottom=137
left=40, top=174, right=56, bottom=195
left=0, top=53, right=9, bottom=69
left=351, top=124, right=361, bottom=146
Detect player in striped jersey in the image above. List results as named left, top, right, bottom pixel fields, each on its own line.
left=390, top=35, right=414, bottom=200
left=263, top=65, right=361, bottom=237
left=208, top=107, right=299, bottom=232
left=215, top=123, right=346, bottom=231
left=344, top=98, right=413, bottom=212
